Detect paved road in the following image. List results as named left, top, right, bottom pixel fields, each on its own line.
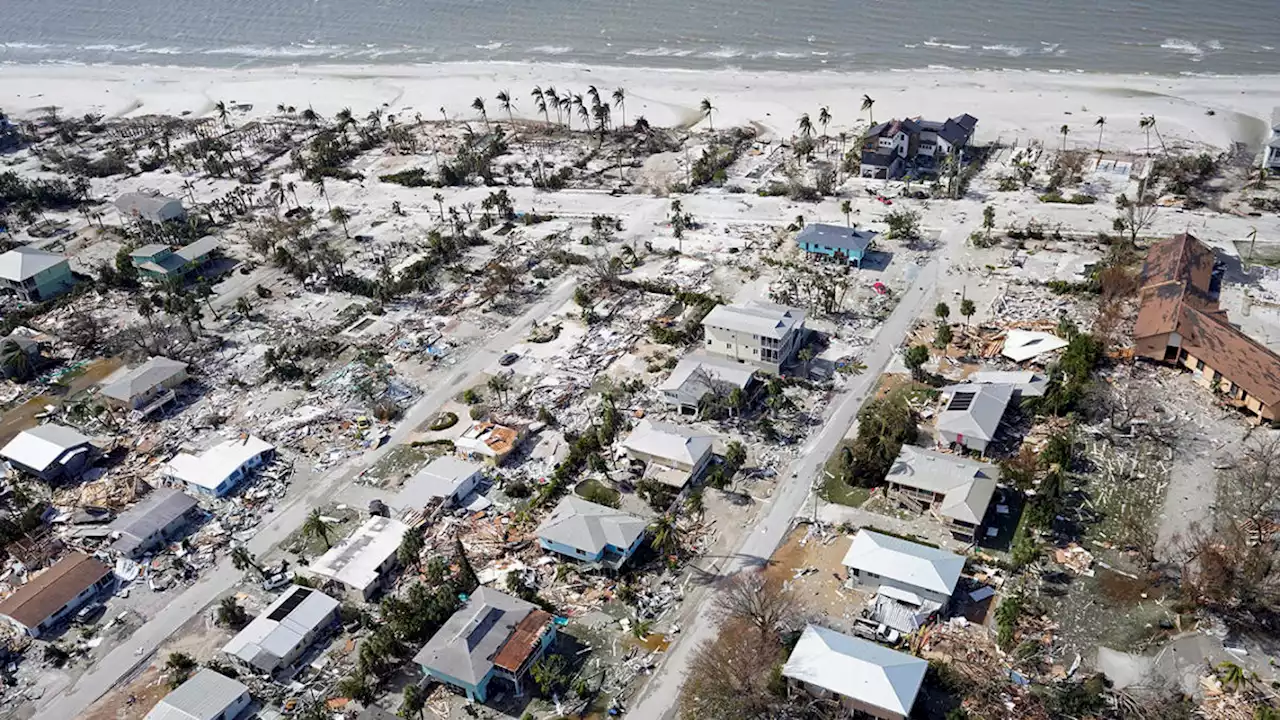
left=47, top=278, right=579, bottom=720
left=626, top=222, right=972, bottom=720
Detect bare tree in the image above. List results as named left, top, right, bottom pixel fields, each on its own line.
left=713, top=570, right=798, bottom=639
left=1113, top=191, right=1159, bottom=245
left=1217, top=436, right=1280, bottom=530
left=680, top=619, right=787, bottom=719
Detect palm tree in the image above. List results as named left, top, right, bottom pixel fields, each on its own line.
left=840, top=199, right=852, bottom=227
left=797, top=113, right=813, bottom=140
left=400, top=683, right=426, bottom=719
left=337, top=671, right=375, bottom=704
left=301, top=107, right=319, bottom=125
left=287, top=181, right=299, bottom=208
left=545, top=86, right=561, bottom=125
left=649, top=514, right=681, bottom=557
left=531, top=86, right=550, bottom=124
left=214, top=101, right=230, bottom=127
left=137, top=296, right=156, bottom=329
left=574, top=94, right=589, bottom=128
left=1, top=339, right=33, bottom=382
left=587, top=85, right=600, bottom=106
left=433, top=193, right=445, bottom=219
left=229, top=546, right=261, bottom=578
left=1059, top=124, right=1069, bottom=152
left=860, top=94, right=876, bottom=127
left=302, top=508, right=333, bottom=549
left=312, top=176, right=331, bottom=211
left=328, top=206, right=351, bottom=238
left=960, top=298, right=976, bottom=326
left=487, top=373, right=511, bottom=405
left=496, top=89, right=514, bottom=125
left=699, top=98, right=715, bottom=131
left=798, top=346, right=815, bottom=377
left=593, top=102, right=612, bottom=143
left=1139, top=115, right=1154, bottom=156
left=818, top=105, right=832, bottom=148
left=612, top=87, right=627, bottom=128
left=1094, top=116, right=1106, bottom=151
left=471, top=97, right=489, bottom=129
left=560, top=95, right=574, bottom=130
left=235, top=295, right=252, bottom=318
left=1217, top=661, right=1247, bottom=692
left=1148, top=115, right=1167, bottom=153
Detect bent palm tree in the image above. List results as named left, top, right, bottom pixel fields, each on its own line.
left=860, top=94, right=876, bottom=127
left=699, top=98, right=715, bottom=131
left=302, top=508, right=333, bottom=549
left=1059, top=124, right=1069, bottom=152
left=230, top=546, right=262, bottom=578
left=0, top=340, right=33, bottom=382
left=328, top=206, right=351, bottom=238
left=818, top=105, right=831, bottom=144
left=471, top=97, right=489, bottom=130
left=545, top=86, right=561, bottom=125
left=797, top=113, right=813, bottom=140
left=649, top=514, right=681, bottom=557
left=1094, top=116, right=1106, bottom=151
left=612, top=87, right=627, bottom=128
left=496, top=89, right=514, bottom=125
left=1139, top=115, right=1154, bottom=156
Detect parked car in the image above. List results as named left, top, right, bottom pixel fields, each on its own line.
left=261, top=572, right=291, bottom=592
left=499, top=352, right=520, bottom=366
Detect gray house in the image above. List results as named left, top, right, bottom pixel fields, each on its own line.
left=657, top=353, right=757, bottom=416
left=115, top=192, right=186, bottom=224
left=795, top=223, right=877, bottom=267
left=100, top=356, right=190, bottom=416
left=222, top=585, right=340, bottom=675
left=885, top=446, right=998, bottom=541
left=108, top=487, right=200, bottom=558
left=395, top=455, right=484, bottom=509
left=935, top=383, right=1014, bottom=455
left=537, top=496, right=647, bottom=570
left=842, top=529, right=965, bottom=608
left=146, top=669, right=252, bottom=720
left=0, top=423, right=95, bottom=482
left=1267, top=107, right=1280, bottom=171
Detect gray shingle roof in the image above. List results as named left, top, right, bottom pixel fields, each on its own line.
left=886, top=446, right=998, bottom=525
left=621, top=420, right=714, bottom=467
left=115, top=192, right=184, bottom=222
left=145, top=669, right=249, bottom=720
left=0, top=423, right=91, bottom=472
left=537, top=496, right=646, bottom=556
left=100, top=356, right=188, bottom=403
left=936, top=383, right=1014, bottom=443
left=796, top=223, right=877, bottom=254
left=702, top=301, right=805, bottom=340
left=108, top=487, right=198, bottom=556
left=657, top=353, right=756, bottom=407
left=397, top=456, right=483, bottom=505
left=413, top=587, right=535, bottom=686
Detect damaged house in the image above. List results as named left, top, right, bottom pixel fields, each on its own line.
left=413, top=586, right=556, bottom=703
left=107, top=487, right=200, bottom=558
left=455, top=421, right=523, bottom=467
left=162, top=435, right=275, bottom=498
left=657, top=353, right=758, bottom=416
left=537, top=496, right=647, bottom=570
left=842, top=529, right=965, bottom=608
left=99, top=356, right=189, bottom=418
left=1133, top=233, right=1280, bottom=422
left=0, top=423, right=96, bottom=482
left=307, top=516, right=408, bottom=601
left=859, top=113, right=978, bottom=180
left=782, top=624, right=927, bottom=720
left=884, top=446, right=999, bottom=541
left=395, top=456, right=484, bottom=510
left=0, top=552, right=114, bottom=638
left=620, top=420, right=714, bottom=490
left=935, top=383, right=1014, bottom=455
left=222, top=584, right=340, bottom=676
left=146, top=669, right=251, bottom=720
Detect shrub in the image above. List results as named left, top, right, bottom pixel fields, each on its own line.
left=378, top=168, right=431, bottom=187
left=429, top=412, right=458, bottom=431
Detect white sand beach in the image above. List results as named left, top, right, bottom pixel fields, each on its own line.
left=2, top=63, right=1278, bottom=154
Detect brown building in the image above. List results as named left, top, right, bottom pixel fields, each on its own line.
left=1133, top=233, right=1280, bottom=422
left=0, top=552, right=114, bottom=638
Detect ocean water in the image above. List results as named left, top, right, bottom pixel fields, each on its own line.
left=0, top=0, right=1277, bottom=75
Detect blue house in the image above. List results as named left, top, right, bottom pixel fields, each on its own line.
left=413, top=587, right=557, bottom=702
left=537, top=496, right=647, bottom=570
left=796, top=223, right=877, bottom=267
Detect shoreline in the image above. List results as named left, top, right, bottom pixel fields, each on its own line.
left=3, top=61, right=1278, bottom=153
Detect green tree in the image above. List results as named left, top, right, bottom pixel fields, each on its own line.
left=235, top=295, right=252, bottom=318
left=336, top=670, right=376, bottom=704
left=1059, top=124, right=1069, bottom=152
left=400, top=683, right=425, bottom=719
left=230, top=546, right=262, bottom=578
left=982, top=205, right=995, bottom=237
left=797, top=113, right=813, bottom=140
left=496, top=89, right=514, bottom=125
left=700, top=98, right=715, bottom=131
left=860, top=94, right=876, bottom=126
left=453, top=538, right=478, bottom=593
left=398, top=530, right=424, bottom=572
left=166, top=652, right=198, bottom=688
left=0, top=339, right=34, bottom=382
left=960, top=298, right=976, bottom=326
left=840, top=199, right=852, bottom=227
left=933, top=323, right=953, bottom=349
left=302, top=508, right=332, bottom=549
left=216, top=596, right=249, bottom=629
left=328, top=206, right=351, bottom=238
left=649, top=514, right=682, bottom=557
left=934, top=302, right=951, bottom=321
left=903, top=344, right=929, bottom=381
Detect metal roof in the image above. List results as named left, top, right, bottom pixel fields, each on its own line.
left=108, top=487, right=198, bottom=555
left=0, top=423, right=91, bottom=472
left=701, top=301, right=805, bottom=340
left=165, top=436, right=274, bottom=492
left=936, top=383, right=1014, bottom=443
left=100, top=356, right=188, bottom=403
left=0, top=246, right=68, bottom=282
left=222, top=585, right=339, bottom=671
left=308, top=516, right=408, bottom=592
left=963, top=371, right=1049, bottom=397
left=396, top=456, right=483, bottom=505
left=657, top=353, right=756, bottom=406
left=537, top=496, right=646, bottom=556
left=1001, top=330, right=1068, bottom=363
left=114, top=192, right=184, bottom=222
left=412, top=587, right=536, bottom=686
left=145, top=669, right=249, bottom=720
left=782, top=624, right=927, bottom=717
left=621, top=420, right=713, bottom=468
left=841, top=530, right=965, bottom=597
left=174, top=236, right=218, bottom=263
left=886, top=446, right=999, bottom=525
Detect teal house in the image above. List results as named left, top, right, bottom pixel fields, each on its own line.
left=796, top=223, right=877, bottom=268
left=0, top=247, right=77, bottom=302
left=413, top=587, right=556, bottom=702
left=130, top=237, right=218, bottom=282
left=536, top=496, right=646, bottom=570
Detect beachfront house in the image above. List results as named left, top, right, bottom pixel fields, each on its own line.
left=537, top=496, right=647, bottom=570
left=162, top=435, right=275, bottom=498
left=885, top=446, right=999, bottom=541
left=657, top=353, right=758, bottom=416
left=107, top=487, right=201, bottom=558
left=795, top=223, right=877, bottom=268
left=413, top=587, right=556, bottom=703
left=935, top=383, right=1014, bottom=454
left=1267, top=107, right=1280, bottom=170
left=222, top=584, right=340, bottom=676
left=114, top=191, right=186, bottom=224
left=129, top=237, right=219, bottom=283
left=842, top=529, right=965, bottom=608
left=1133, top=233, right=1280, bottom=422
left=860, top=114, right=978, bottom=179
left=146, top=669, right=252, bottom=720
left=0, top=246, right=77, bottom=303
left=782, top=624, right=927, bottom=720
left=99, top=356, right=189, bottom=417
left=307, top=516, right=408, bottom=601
left=0, top=423, right=95, bottom=482
left=701, top=300, right=806, bottom=375
left=0, top=552, right=114, bottom=638
left=620, top=420, right=714, bottom=489
left=395, top=455, right=485, bottom=510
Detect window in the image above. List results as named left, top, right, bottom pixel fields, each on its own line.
left=725, top=342, right=731, bottom=348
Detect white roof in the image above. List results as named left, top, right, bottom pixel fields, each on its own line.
left=0, top=246, right=68, bottom=282
left=397, top=456, right=483, bottom=504
left=702, top=301, right=805, bottom=340
left=0, top=423, right=91, bottom=472
left=621, top=420, right=714, bottom=467
left=100, top=356, right=188, bottom=403
left=1001, top=329, right=1068, bottom=363
left=842, top=529, right=965, bottom=597
left=657, top=353, right=756, bottom=406
left=146, top=669, right=249, bottom=720
left=936, top=384, right=1013, bottom=443
left=886, top=446, right=999, bottom=525
left=782, top=624, right=927, bottom=717
left=537, top=496, right=647, bottom=556
left=165, top=436, right=274, bottom=491
left=308, top=516, right=408, bottom=592
left=222, top=585, right=339, bottom=671
left=964, top=370, right=1049, bottom=397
